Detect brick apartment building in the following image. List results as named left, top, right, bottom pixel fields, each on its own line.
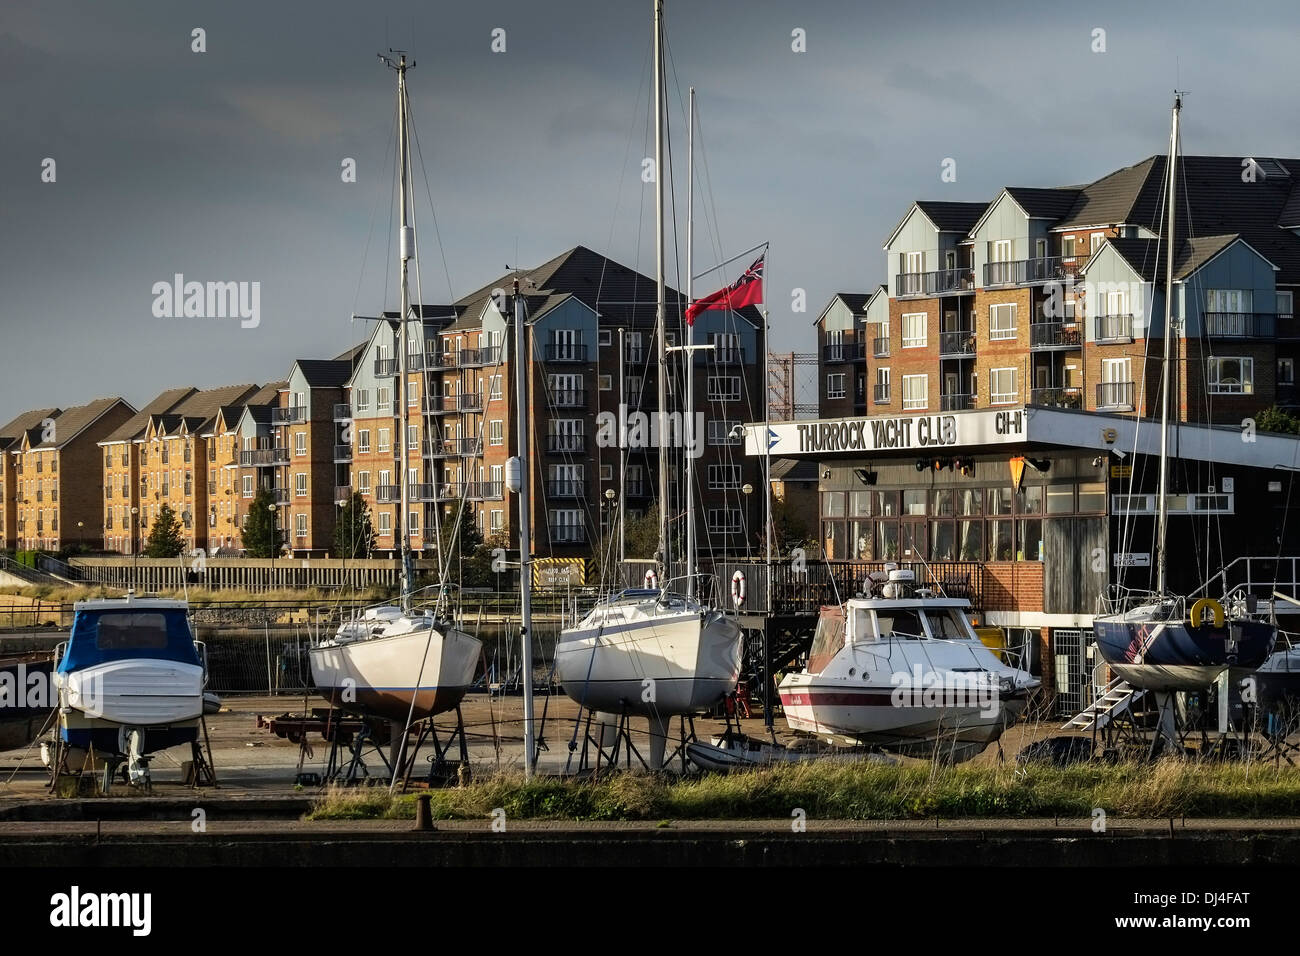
left=818, top=154, right=1300, bottom=425
left=0, top=407, right=59, bottom=550
left=9, top=397, right=135, bottom=551
left=341, top=245, right=767, bottom=563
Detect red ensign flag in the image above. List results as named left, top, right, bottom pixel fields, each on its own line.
left=685, top=253, right=765, bottom=325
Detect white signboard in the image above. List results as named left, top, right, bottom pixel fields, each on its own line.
left=1112, top=552, right=1151, bottom=568
left=746, top=408, right=1028, bottom=457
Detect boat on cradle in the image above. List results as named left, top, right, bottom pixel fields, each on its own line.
left=0, top=650, right=54, bottom=750
left=684, top=733, right=896, bottom=772
left=778, top=568, right=1039, bottom=764
left=49, top=595, right=207, bottom=787
left=310, top=602, right=480, bottom=723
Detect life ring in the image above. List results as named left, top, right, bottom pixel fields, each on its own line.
left=644, top=568, right=658, bottom=589
left=731, top=569, right=746, bottom=608
left=1190, top=598, right=1225, bottom=629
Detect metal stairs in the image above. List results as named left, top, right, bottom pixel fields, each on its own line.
left=1061, top=677, right=1147, bottom=732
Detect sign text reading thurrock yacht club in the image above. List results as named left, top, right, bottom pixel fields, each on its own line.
left=752, top=409, right=1027, bottom=457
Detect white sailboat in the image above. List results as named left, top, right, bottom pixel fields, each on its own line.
left=309, top=52, right=481, bottom=727
left=555, top=0, right=744, bottom=760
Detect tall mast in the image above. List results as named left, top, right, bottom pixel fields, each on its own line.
left=512, top=280, right=536, bottom=776
left=684, top=86, right=695, bottom=598
left=1156, top=93, right=1181, bottom=596
left=392, top=52, right=414, bottom=610
left=653, top=0, right=670, bottom=582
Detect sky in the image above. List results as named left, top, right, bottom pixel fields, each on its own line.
left=3, top=0, right=1300, bottom=417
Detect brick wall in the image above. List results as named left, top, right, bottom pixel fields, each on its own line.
left=982, top=560, right=1044, bottom=613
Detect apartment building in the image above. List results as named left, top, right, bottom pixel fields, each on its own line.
left=0, top=408, right=59, bottom=550
left=821, top=155, right=1300, bottom=425
left=10, top=397, right=135, bottom=551
left=202, top=386, right=281, bottom=553
left=99, top=385, right=263, bottom=554
left=342, top=245, right=767, bottom=561
left=816, top=289, right=884, bottom=418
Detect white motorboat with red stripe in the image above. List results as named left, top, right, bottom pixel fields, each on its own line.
left=778, top=569, right=1039, bottom=763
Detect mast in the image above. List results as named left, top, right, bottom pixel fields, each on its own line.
left=1156, top=93, right=1181, bottom=596
left=618, top=326, right=627, bottom=574
left=653, top=0, right=670, bottom=583
left=684, top=86, right=695, bottom=598
left=512, top=279, right=536, bottom=777
left=393, top=52, right=414, bottom=609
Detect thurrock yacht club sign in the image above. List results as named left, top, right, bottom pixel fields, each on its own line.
left=747, top=408, right=1028, bottom=457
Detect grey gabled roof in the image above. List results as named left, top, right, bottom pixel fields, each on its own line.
left=0, top=407, right=60, bottom=451
left=1056, top=157, right=1160, bottom=229
left=769, top=458, right=818, bottom=482
left=1088, top=233, right=1273, bottom=284
left=913, top=201, right=989, bottom=233
left=834, top=292, right=873, bottom=314
left=31, top=397, right=129, bottom=450
left=294, top=360, right=354, bottom=389
left=101, top=387, right=196, bottom=444
left=1004, top=186, right=1082, bottom=220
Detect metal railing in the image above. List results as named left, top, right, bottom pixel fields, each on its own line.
left=551, top=388, right=586, bottom=408
left=872, top=336, right=890, bottom=358
left=896, top=267, right=973, bottom=297
left=466, top=481, right=504, bottom=500
left=1095, top=381, right=1135, bottom=409
left=940, top=393, right=974, bottom=411
left=272, top=406, right=307, bottom=425
left=1029, top=321, right=1081, bottom=348
left=547, top=480, right=586, bottom=498
left=821, top=343, right=865, bottom=363
left=334, top=485, right=352, bottom=504
left=546, top=434, right=587, bottom=453
left=938, top=329, right=976, bottom=357
left=240, top=448, right=289, bottom=466
left=1029, top=387, right=1082, bottom=409
left=1204, top=311, right=1276, bottom=338
left=1094, top=314, right=1135, bottom=344
left=333, top=404, right=352, bottom=421
left=544, top=343, right=589, bottom=362
left=873, top=384, right=891, bottom=404
left=333, top=444, right=352, bottom=462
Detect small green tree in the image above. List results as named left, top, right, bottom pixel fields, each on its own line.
left=1255, top=405, right=1300, bottom=436
left=623, top=504, right=660, bottom=559
left=334, top=492, right=376, bottom=558
left=771, top=495, right=814, bottom=556
left=241, top=488, right=281, bottom=558
left=144, top=503, right=185, bottom=558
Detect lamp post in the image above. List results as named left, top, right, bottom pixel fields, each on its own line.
left=130, top=507, right=140, bottom=587
left=603, top=488, right=618, bottom=574
left=268, top=502, right=279, bottom=587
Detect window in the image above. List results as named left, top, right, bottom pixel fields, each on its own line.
left=1090, top=232, right=1104, bottom=255
left=242, top=476, right=253, bottom=498
left=358, top=430, right=371, bottom=453
left=1208, top=357, right=1254, bottom=394
left=490, top=509, right=504, bottom=532
left=295, top=473, right=307, bottom=497
left=598, top=374, right=612, bottom=390
left=377, top=387, right=391, bottom=412
left=295, top=432, right=306, bottom=457
left=707, top=508, right=743, bottom=533
left=990, top=367, right=1017, bottom=405
left=598, top=329, right=612, bottom=346
left=991, top=239, right=1011, bottom=262
left=708, top=465, right=741, bottom=490
left=296, top=514, right=308, bottom=539
left=1062, top=235, right=1076, bottom=258
left=1279, top=291, right=1294, bottom=318
left=903, top=251, right=923, bottom=274
left=902, top=312, right=927, bottom=348
left=407, top=382, right=418, bottom=408
left=355, top=388, right=370, bottom=413
left=489, top=375, right=502, bottom=401
left=1035, top=238, right=1047, bottom=259
left=378, top=428, right=391, bottom=453
left=902, top=374, right=927, bottom=411
left=405, top=425, right=418, bottom=450
left=707, top=376, right=741, bottom=401
left=408, top=510, right=420, bottom=534
left=989, top=303, right=1017, bottom=340
left=489, top=420, right=504, bottom=446
left=708, top=420, right=741, bottom=445
left=378, top=511, right=392, bottom=535
left=600, top=464, right=613, bottom=481
left=1279, top=358, right=1295, bottom=386
left=357, top=471, right=371, bottom=494
left=826, top=373, right=846, bottom=399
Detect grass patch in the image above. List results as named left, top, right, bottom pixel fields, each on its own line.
left=305, top=759, right=1300, bottom=822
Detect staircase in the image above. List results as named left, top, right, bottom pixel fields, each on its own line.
left=1061, top=677, right=1147, bottom=732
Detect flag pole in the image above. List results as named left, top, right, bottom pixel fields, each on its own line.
left=685, top=86, right=696, bottom=600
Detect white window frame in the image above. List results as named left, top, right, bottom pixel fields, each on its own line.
left=708, top=464, right=742, bottom=490
left=357, top=429, right=371, bottom=454
left=989, top=302, right=1017, bottom=341
left=826, top=373, right=846, bottom=399
left=707, top=508, right=743, bottom=534
left=901, top=312, right=927, bottom=349
left=355, top=388, right=371, bottom=413
left=1279, top=357, right=1295, bottom=386
left=1090, top=232, right=1104, bottom=255
left=708, top=420, right=741, bottom=446
left=295, top=514, right=308, bottom=539
left=598, top=329, right=612, bottom=346
left=294, top=431, right=307, bottom=457
left=295, top=472, right=307, bottom=497
left=376, top=386, right=391, bottom=413
left=598, top=374, right=612, bottom=391
left=1278, top=290, right=1294, bottom=318
left=901, top=374, right=927, bottom=411
left=707, top=376, right=741, bottom=402
left=378, top=511, right=392, bottom=535
left=489, top=420, right=504, bottom=446
left=378, top=428, right=391, bottom=453
left=357, top=471, right=371, bottom=494
left=1207, top=356, right=1254, bottom=395
left=242, top=475, right=253, bottom=498
left=489, top=374, right=503, bottom=401
left=990, top=367, right=1017, bottom=405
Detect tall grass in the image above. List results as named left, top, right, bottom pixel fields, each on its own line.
left=307, top=759, right=1300, bottom=822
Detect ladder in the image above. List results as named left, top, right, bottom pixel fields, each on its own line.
left=1061, top=677, right=1146, bottom=732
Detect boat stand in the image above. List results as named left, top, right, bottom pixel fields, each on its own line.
left=324, top=716, right=392, bottom=786
left=569, top=706, right=648, bottom=775
left=659, top=715, right=698, bottom=773
left=187, top=716, right=218, bottom=788
left=397, top=706, right=471, bottom=790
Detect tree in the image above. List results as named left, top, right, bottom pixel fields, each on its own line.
left=334, top=492, right=376, bottom=558
left=241, top=488, right=281, bottom=558
left=144, top=503, right=185, bottom=558
left=1255, top=405, right=1300, bottom=436
left=622, top=504, right=660, bottom=559
left=771, top=495, right=815, bottom=556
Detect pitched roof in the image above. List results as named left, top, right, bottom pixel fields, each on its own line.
left=1088, top=233, right=1272, bottom=284
left=769, top=458, right=819, bottom=482
left=333, top=342, right=368, bottom=365
left=101, top=387, right=196, bottom=444
left=0, top=408, right=60, bottom=451
left=294, top=359, right=354, bottom=389
left=1004, top=186, right=1082, bottom=220
left=1056, top=157, right=1160, bottom=229
left=913, top=201, right=989, bottom=233
left=833, top=292, right=873, bottom=314
left=32, top=397, right=129, bottom=450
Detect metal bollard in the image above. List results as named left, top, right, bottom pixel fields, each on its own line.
left=414, top=793, right=434, bottom=831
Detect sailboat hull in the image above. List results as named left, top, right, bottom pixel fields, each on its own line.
left=310, top=623, right=481, bottom=723
left=556, top=610, right=743, bottom=716
left=1094, top=618, right=1277, bottom=691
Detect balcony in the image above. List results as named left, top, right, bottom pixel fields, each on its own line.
left=434, top=482, right=465, bottom=501
left=458, top=347, right=501, bottom=367
left=896, top=267, right=973, bottom=298
left=424, top=437, right=482, bottom=458
left=546, top=434, right=587, bottom=454
left=708, top=347, right=745, bottom=365
left=821, top=343, right=865, bottom=363
left=1028, top=321, right=1081, bottom=349
left=333, top=404, right=352, bottom=421
left=410, top=351, right=456, bottom=372
left=625, top=346, right=646, bottom=365
left=625, top=480, right=649, bottom=497
left=272, top=406, right=307, bottom=425
left=873, top=384, right=891, bottom=405
left=544, top=343, right=589, bottom=362
left=271, top=487, right=291, bottom=505
left=408, top=484, right=439, bottom=503
left=551, top=525, right=587, bottom=544
left=1094, top=314, right=1135, bottom=344
left=872, top=336, right=890, bottom=358
left=466, top=481, right=504, bottom=500
left=938, top=329, right=976, bottom=358
left=374, top=358, right=400, bottom=377
left=240, top=448, right=288, bottom=467
left=940, top=393, right=975, bottom=411
left=1096, top=381, right=1136, bottom=411
left=1204, top=312, right=1276, bottom=338
left=375, top=485, right=400, bottom=503
left=1030, top=387, right=1083, bottom=409
left=333, top=444, right=352, bottom=462
left=984, top=256, right=1075, bottom=288
left=547, top=479, right=587, bottom=498
left=551, top=388, right=587, bottom=408
left=334, top=485, right=352, bottom=504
